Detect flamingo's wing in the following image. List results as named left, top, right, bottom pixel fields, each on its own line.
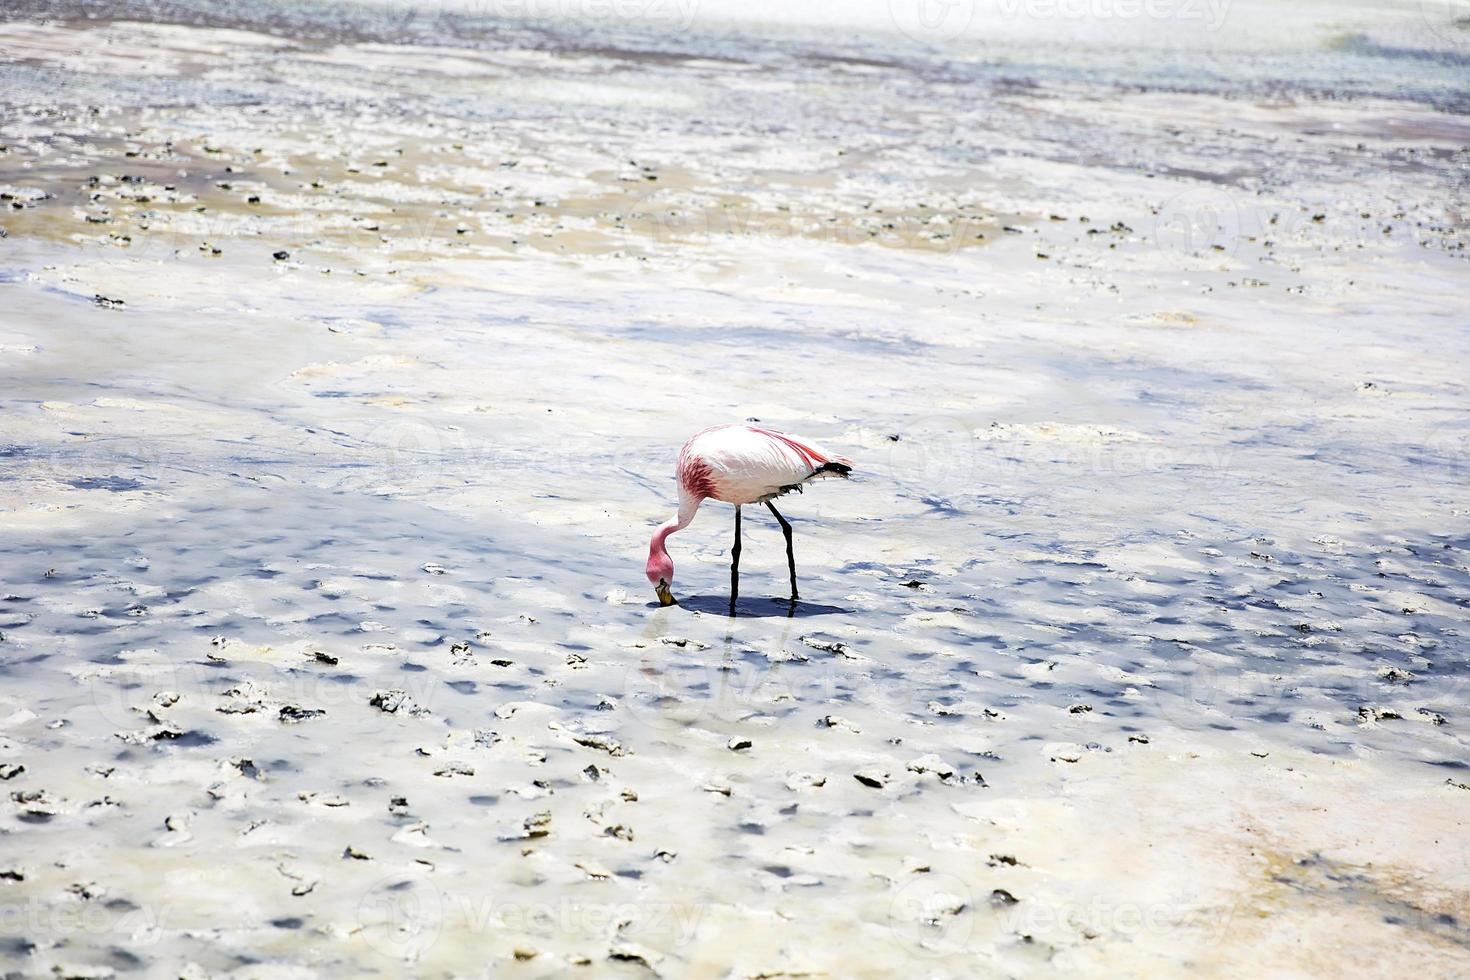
left=684, top=425, right=852, bottom=504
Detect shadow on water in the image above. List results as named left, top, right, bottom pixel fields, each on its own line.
left=664, top=594, right=851, bottom=618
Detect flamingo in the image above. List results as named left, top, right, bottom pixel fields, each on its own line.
left=646, top=424, right=853, bottom=611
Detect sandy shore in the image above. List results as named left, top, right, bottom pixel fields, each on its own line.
left=1, top=3, right=1468, bottom=976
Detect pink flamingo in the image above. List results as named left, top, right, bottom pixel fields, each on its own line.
left=646, top=424, right=853, bottom=611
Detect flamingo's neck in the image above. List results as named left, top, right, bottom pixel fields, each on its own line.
left=650, top=517, right=681, bottom=553
left=649, top=490, right=702, bottom=565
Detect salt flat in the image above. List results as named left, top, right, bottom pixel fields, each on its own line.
left=0, top=1, right=1468, bottom=975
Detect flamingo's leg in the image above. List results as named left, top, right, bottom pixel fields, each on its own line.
left=765, top=500, right=799, bottom=601
left=729, top=505, right=742, bottom=616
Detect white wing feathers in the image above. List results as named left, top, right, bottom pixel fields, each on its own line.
left=683, top=425, right=849, bottom=505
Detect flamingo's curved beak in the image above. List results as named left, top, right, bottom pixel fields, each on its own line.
left=655, top=581, right=676, bottom=606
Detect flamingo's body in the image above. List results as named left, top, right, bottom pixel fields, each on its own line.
left=647, top=424, right=852, bottom=610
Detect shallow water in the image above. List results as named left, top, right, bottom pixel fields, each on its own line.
left=1, top=1, right=1469, bottom=976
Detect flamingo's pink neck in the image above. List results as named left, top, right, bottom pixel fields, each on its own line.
left=650, top=516, right=683, bottom=553
left=647, top=491, right=702, bottom=585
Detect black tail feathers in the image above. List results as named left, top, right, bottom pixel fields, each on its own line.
left=776, top=460, right=851, bottom=498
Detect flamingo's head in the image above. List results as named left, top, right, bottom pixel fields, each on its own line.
left=646, top=547, right=676, bottom=606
